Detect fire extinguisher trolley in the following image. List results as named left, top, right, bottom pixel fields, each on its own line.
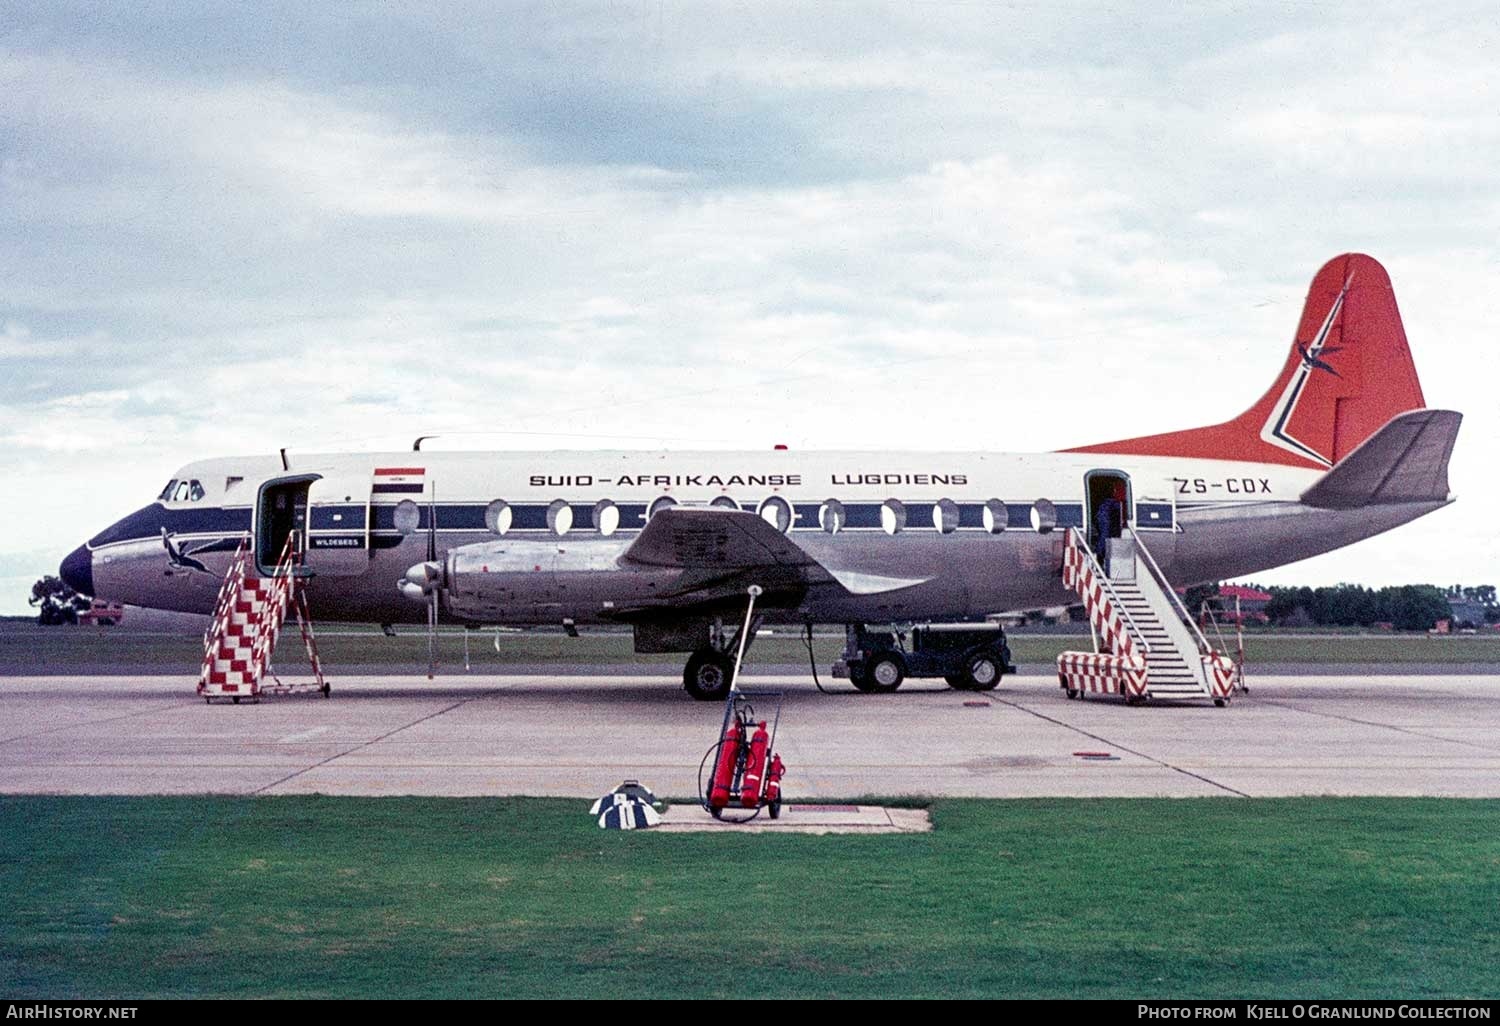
left=698, top=586, right=788, bottom=822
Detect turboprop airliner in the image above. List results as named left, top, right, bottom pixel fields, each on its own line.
left=60, top=254, right=1461, bottom=698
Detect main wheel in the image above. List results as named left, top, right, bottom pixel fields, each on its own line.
left=683, top=648, right=734, bottom=701
left=863, top=654, right=905, bottom=693
left=962, top=650, right=1003, bottom=691
left=849, top=663, right=875, bottom=692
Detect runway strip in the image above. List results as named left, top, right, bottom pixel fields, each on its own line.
left=2, top=674, right=1498, bottom=798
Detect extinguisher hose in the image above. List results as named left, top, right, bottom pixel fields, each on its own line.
left=805, top=622, right=863, bottom=695
left=697, top=743, right=717, bottom=810
left=804, top=622, right=834, bottom=694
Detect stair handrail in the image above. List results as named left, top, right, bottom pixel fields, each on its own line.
left=1199, top=597, right=1247, bottom=690
left=1064, top=527, right=1151, bottom=655
left=202, top=538, right=249, bottom=659
left=1129, top=528, right=1218, bottom=658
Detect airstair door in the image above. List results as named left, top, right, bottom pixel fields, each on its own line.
left=304, top=472, right=373, bottom=576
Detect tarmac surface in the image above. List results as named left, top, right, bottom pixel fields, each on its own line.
left=2, top=673, right=1499, bottom=799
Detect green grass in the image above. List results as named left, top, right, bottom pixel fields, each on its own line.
left=2, top=797, right=1497, bottom=998
left=4, top=622, right=1500, bottom=674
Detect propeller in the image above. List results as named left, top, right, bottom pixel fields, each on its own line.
left=425, top=490, right=438, bottom=679
left=395, top=492, right=443, bottom=680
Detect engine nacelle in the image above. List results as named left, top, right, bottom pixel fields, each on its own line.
left=439, top=538, right=677, bottom=623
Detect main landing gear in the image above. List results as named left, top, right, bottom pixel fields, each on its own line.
left=684, top=647, right=736, bottom=701
left=683, top=588, right=765, bottom=702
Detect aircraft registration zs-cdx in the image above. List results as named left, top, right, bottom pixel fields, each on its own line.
left=61, top=254, right=1461, bottom=699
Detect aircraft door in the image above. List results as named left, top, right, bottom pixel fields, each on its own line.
left=1084, top=470, right=1132, bottom=547
left=304, top=472, right=373, bottom=576
left=255, top=475, right=315, bottom=576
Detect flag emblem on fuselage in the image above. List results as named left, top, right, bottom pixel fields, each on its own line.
left=373, top=467, right=426, bottom=495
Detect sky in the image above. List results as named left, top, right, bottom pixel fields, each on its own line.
left=3, top=1, right=1498, bottom=614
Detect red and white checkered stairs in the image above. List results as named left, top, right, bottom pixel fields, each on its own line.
left=1057, top=527, right=1239, bottom=706
left=197, top=539, right=327, bottom=703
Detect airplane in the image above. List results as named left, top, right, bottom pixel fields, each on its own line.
left=58, top=253, right=1461, bottom=699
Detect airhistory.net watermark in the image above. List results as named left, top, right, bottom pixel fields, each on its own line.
left=5, top=1007, right=138, bottom=1020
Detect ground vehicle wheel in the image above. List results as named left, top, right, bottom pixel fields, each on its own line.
left=849, top=663, right=876, bottom=692
left=1213, top=698, right=1227, bottom=708
left=963, top=650, right=1002, bottom=691
left=944, top=673, right=967, bottom=689
left=1066, top=688, right=1081, bottom=700
left=683, top=648, right=734, bottom=701
left=768, top=799, right=782, bottom=819
left=864, top=654, right=904, bottom=693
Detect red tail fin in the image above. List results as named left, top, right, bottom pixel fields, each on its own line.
left=1065, top=253, right=1427, bottom=468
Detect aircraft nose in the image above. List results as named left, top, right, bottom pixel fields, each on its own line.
left=59, top=545, right=94, bottom=596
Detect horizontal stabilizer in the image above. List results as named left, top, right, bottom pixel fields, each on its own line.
left=1300, top=409, right=1461, bottom=509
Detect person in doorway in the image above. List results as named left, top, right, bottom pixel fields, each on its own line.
left=1094, top=485, right=1125, bottom=576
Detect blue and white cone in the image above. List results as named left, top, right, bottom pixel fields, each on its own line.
left=589, top=780, right=660, bottom=816
left=598, top=799, right=662, bottom=830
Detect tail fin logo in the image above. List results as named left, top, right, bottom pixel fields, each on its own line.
left=1259, top=272, right=1354, bottom=468
left=1296, top=341, right=1343, bottom=377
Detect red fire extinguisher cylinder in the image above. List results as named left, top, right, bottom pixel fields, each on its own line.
left=740, top=721, right=770, bottom=808
left=709, top=721, right=742, bottom=808
left=766, top=753, right=785, bottom=805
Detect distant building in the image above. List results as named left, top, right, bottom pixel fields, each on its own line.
left=1447, top=597, right=1489, bottom=629
left=77, top=600, right=125, bottom=626
left=1217, top=584, right=1272, bottom=624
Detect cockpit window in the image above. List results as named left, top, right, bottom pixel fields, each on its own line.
left=159, top=478, right=207, bottom=503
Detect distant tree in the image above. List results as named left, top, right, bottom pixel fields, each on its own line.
left=29, top=575, right=88, bottom=626
left=1381, top=585, right=1452, bottom=631
left=1182, top=583, right=1219, bottom=615
left=1279, top=605, right=1315, bottom=628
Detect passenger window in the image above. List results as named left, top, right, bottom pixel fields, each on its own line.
left=648, top=496, right=678, bottom=521
left=395, top=500, right=423, bottom=535
left=1030, top=499, right=1057, bottom=533
left=759, top=496, right=793, bottom=533
left=983, top=499, right=1007, bottom=533
left=933, top=498, right=959, bottom=534
left=547, top=499, right=573, bottom=536
left=595, top=500, right=620, bottom=536
left=881, top=499, right=906, bottom=535
left=484, top=500, right=511, bottom=535
left=819, top=499, right=845, bottom=534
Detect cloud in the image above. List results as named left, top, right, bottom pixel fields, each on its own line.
left=2, top=3, right=1498, bottom=610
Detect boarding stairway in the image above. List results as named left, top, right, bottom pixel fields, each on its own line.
left=1057, top=527, right=1240, bottom=706
left=198, top=537, right=326, bottom=703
